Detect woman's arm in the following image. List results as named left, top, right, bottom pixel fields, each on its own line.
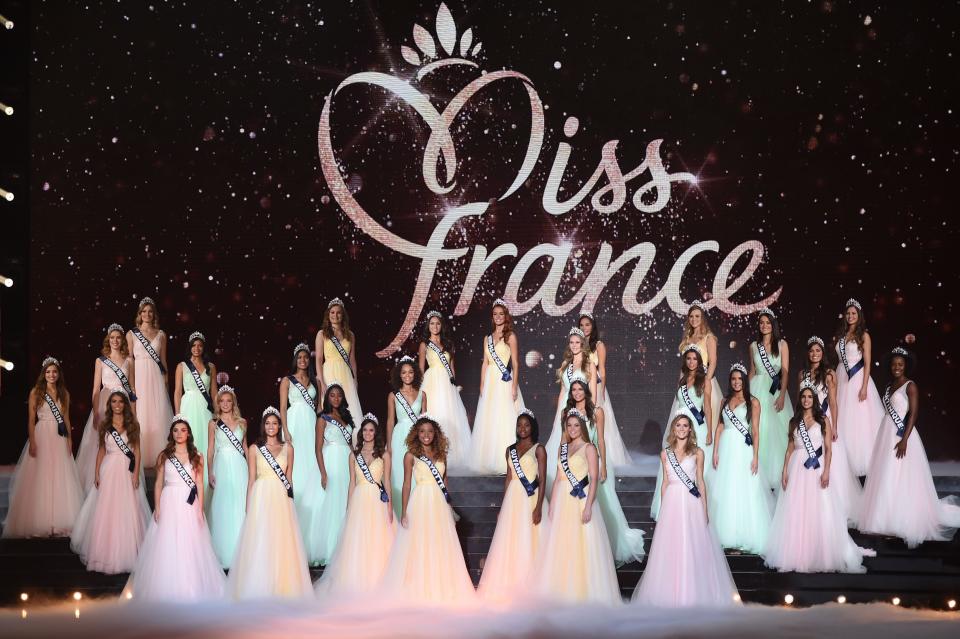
left=820, top=415, right=833, bottom=488
left=696, top=448, right=708, bottom=521
left=826, top=370, right=840, bottom=439
left=173, top=362, right=184, bottom=413
left=582, top=444, right=600, bottom=523
left=245, top=445, right=257, bottom=512
left=94, top=439, right=106, bottom=487
left=594, top=407, right=608, bottom=482
left=705, top=334, right=718, bottom=382
left=417, top=342, right=427, bottom=375
left=588, top=361, right=598, bottom=403
left=712, top=407, right=723, bottom=469
left=860, top=333, right=873, bottom=401
left=132, top=441, right=142, bottom=489
left=91, top=358, right=103, bottom=414
left=896, top=381, right=920, bottom=459
left=595, top=341, right=607, bottom=403
left=703, top=381, right=714, bottom=445
left=781, top=436, right=795, bottom=490
left=750, top=398, right=761, bottom=475
left=208, top=363, right=219, bottom=400
left=316, top=419, right=327, bottom=489
left=207, top=419, right=217, bottom=488
left=385, top=392, right=396, bottom=453
left=748, top=343, right=757, bottom=380
left=279, top=377, right=291, bottom=442
left=314, top=332, right=326, bottom=393
left=533, top=444, right=547, bottom=525
left=508, top=333, right=520, bottom=401
left=421, top=391, right=428, bottom=414
left=159, top=332, right=169, bottom=386
left=775, top=340, right=789, bottom=411
left=286, top=445, right=295, bottom=485
left=400, top=452, right=414, bottom=527
left=479, top=341, right=489, bottom=396
left=26, top=390, right=38, bottom=457
left=153, top=453, right=165, bottom=521
left=659, top=450, right=669, bottom=499
left=382, top=451, right=394, bottom=522
left=195, top=457, right=205, bottom=512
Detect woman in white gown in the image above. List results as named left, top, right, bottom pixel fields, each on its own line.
left=579, top=311, right=632, bottom=468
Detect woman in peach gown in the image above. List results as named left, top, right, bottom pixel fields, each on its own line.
left=126, top=297, right=172, bottom=462
left=478, top=409, right=547, bottom=604
left=532, top=408, right=621, bottom=605
left=70, top=390, right=151, bottom=573
left=315, top=414, right=395, bottom=596
left=3, top=358, right=84, bottom=538
left=380, top=415, right=476, bottom=606
left=315, top=297, right=362, bottom=421
left=227, top=407, right=312, bottom=599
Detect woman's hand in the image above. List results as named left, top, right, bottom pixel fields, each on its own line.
left=750, top=456, right=759, bottom=475
left=781, top=470, right=789, bottom=491
left=858, top=386, right=868, bottom=402
left=820, top=471, right=830, bottom=489
left=581, top=505, right=593, bottom=524
left=320, top=472, right=328, bottom=490
left=532, top=505, right=543, bottom=525
left=712, top=449, right=720, bottom=470
left=895, top=439, right=908, bottom=459
left=28, top=440, right=37, bottom=458
left=209, top=472, right=217, bottom=489
left=132, top=474, right=140, bottom=490
left=153, top=507, right=160, bottom=523
left=400, top=514, right=408, bottom=529
left=600, top=464, right=607, bottom=483
left=774, top=393, right=786, bottom=412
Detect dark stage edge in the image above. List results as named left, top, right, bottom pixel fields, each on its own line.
left=1, top=474, right=959, bottom=609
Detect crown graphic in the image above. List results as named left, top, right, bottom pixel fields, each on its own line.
left=400, top=3, right=483, bottom=78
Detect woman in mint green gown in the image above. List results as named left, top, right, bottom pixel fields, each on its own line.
left=174, top=331, right=217, bottom=496
left=280, top=343, right=325, bottom=565
left=750, top=309, right=793, bottom=492
left=312, top=383, right=354, bottom=566
left=386, top=356, right=426, bottom=519
left=207, top=386, right=247, bottom=568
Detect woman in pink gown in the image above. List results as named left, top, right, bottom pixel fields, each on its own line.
left=2, top=357, right=84, bottom=538
left=70, top=390, right=152, bottom=573
left=126, top=297, right=172, bottom=463
left=125, top=417, right=225, bottom=601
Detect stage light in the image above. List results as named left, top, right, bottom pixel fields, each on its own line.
left=0, top=14, right=13, bottom=30
left=733, top=593, right=741, bottom=602
left=125, top=591, right=133, bottom=600
left=21, top=609, right=26, bottom=619
left=72, top=591, right=82, bottom=601
left=784, top=594, right=794, bottom=605
left=837, top=595, right=847, bottom=604
left=0, top=359, right=14, bottom=371
left=0, top=102, right=13, bottom=116
left=74, top=607, right=79, bottom=619
left=892, top=596, right=901, bottom=606
left=948, top=599, right=956, bottom=609
left=0, top=188, right=13, bottom=202
left=19, top=593, right=28, bottom=602
left=0, top=275, right=13, bottom=287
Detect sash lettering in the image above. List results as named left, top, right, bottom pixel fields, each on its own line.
left=288, top=375, right=317, bottom=413
left=132, top=329, right=165, bottom=374
left=756, top=342, right=782, bottom=395
left=418, top=455, right=451, bottom=503
left=509, top=445, right=539, bottom=496
left=356, top=452, right=389, bottom=502
left=838, top=337, right=865, bottom=378
left=394, top=391, right=418, bottom=423
left=882, top=383, right=910, bottom=439
left=167, top=454, right=198, bottom=504
left=258, top=445, right=293, bottom=498
left=98, top=356, right=137, bottom=402
left=184, top=360, right=214, bottom=413
left=722, top=403, right=752, bottom=446
left=679, top=384, right=706, bottom=425
left=426, top=341, right=456, bottom=385
left=487, top=334, right=512, bottom=382
left=108, top=427, right=136, bottom=473
left=666, top=448, right=701, bottom=498
left=559, top=443, right=589, bottom=499
left=322, top=413, right=353, bottom=445
left=216, top=419, right=246, bottom=457
left=329, top=335, right=354, bottom=378
left=796, top=419, right=823, bottom=470
left=43, top=393, right=68, bottom=437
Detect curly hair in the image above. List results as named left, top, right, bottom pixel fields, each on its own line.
left=390, top=358, right=422, bottom=392
left=557, top=333, right=592, bottom=384
left=789, top=387, right=827, bottom=438
left=321, top=301, right=355, bottom=342
left=665, top=414, right=698, bottom=457
left=160, top=418, right=203, bottom=472
left=33, top=360, right=70, bottom=410
left=405, top=416, right=449, bottom=463
left=355, top=416, right=387, bottom=459
left=564, top=379, right=597, bottom=423
left=834, top=302, right=866, bottom=353
left=321, top=384, right=355, bottom=428
left=100, top=327, right=130, bottom=359
left=680, top=348, right=706, bottom=396
left=98, top=390, right=140, bottom=448
left=720, top=368, right=754, bottom=425
left=421, top=314, right=455, bottom=355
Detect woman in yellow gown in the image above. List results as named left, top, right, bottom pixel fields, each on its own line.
left=226, top=407, right=312, bottom=600
left=380, top=415, right=476, bottom=606
left=532, top=408, right=622, bottom=605
left=315, top=297, right=362, bottom=424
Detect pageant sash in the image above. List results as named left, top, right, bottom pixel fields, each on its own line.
left=288, top=375, right=317, bottom=413
left=258, top=445, right=293, bottom=498
left=98, top=356, right=137, bottom=402
left=184, top=360, right=214, bottom=414
left=559, top=443, right=589, bottom=499
left=329, top=335, right=354, bottom=378
left=216, top=419, right=246, bottom=457
left=804, top=372, right=831, bottom=414
left=132, top=329, right=165, bottom=374
left=756, top=342, right=782, bottom=395
left=321, top=413, right=352, bottom=445
left=167, top=454, right=198, bottom=505
left=679, top=384, right=706, bottom=425
left=666, top=448, right=701, bottom=498
left=418, top=455, right=451, bottom=503
left=797, top=419, right=823, bottom=469
left=722, top=403, right=753, bottom=446
left=356, top=452, right=389, bottom=502
left=565, top=364, right=575, bottom=386
left=394, top=391, right=418, bottom=423
left=487, top=334, right=512, bottom=382
left=509, top=445, right=539, bottom=496
left=426, top=340, right=456, bottom=385
left=108, top=427, right=136, bottom=473
left=882, top=384, right=909, bottom=439
left=43, top=393, right=68, bottom=437
left=838, top=338, right=865, bottom=378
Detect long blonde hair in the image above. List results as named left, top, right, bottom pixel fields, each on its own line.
left=216, top=388, right=243, bottom=422
left=665, top=414, right=698, bottom=456
left=556, top=334, right=592, bottom=384
left=679, top=305, right=713, bottom=352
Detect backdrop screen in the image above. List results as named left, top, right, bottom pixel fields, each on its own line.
left=26, top=1, right=958, bottom=459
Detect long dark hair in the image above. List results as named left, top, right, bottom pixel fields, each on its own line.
left=321, top=300, right=355, bottom=342
left=515, top=411, right=540, bottom=445
left=490, top=301, right=515, bottom=342
left=160, top=418, right=202, bottom=472
left=679, top=347, right=706, bottom=397
left=321, top=383, right=355, bottom=428
left=421, top=314, right=455, bottom=355
left=804, top=341, right=829, bottom=389
left=290, top=344, right=317, bottom=382
left=564, top=379, right=597, bottom=423
left=720, top=368, right=753, bottom=425
left=255, top=412, right=286, bottom=447
left=390, top=358, right=422, bottom=393
left=578, top=313, right=601, bottom=351
left=98, top=390, right=140, bottom=448
left=756, top=310, right=782, bottom=357
left=789, top=387, right=827, bottom=437
left=33, top=360, right=70, bottom=409
left=834, top=301, right=867, bottom=353
left=354, top=416, right=386, bottom=459
left=184, top=333, right=212, bottom=367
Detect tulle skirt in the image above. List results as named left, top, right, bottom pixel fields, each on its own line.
left=2, top=420, right=84, bottom=538
left=179, top=390, right=212, bottom=490
left=824, top=431, right=863, bottom=527
left=763, top=451, right=873, bottom=573
left=379, top=484, right=476, bottom=606
left=859, top=420, right=960, bottom=548
left=422, top=366, right=473, bottom=470
left=470, top=371, right=524, bottom=475
left=478, top=480, right=546, bottom=603
left=124, top=484, right=225, bottom=601
left=709, top=429, right=773, bottom=553
left=76, top=397, right=109, bottom=495
left=597, top=392, right=633, bottom=468
left=390, top=422, right=415, bottom=519
left=532, top=483, right=622, bottom=605
left=596, top=463, right=646, bottom=566
left=323, top=360, right=361, bottom=427
left=226, top=478, right=312, bottom=600
left=135, top=359, right=172, bottom=463
left=311, top=441, right=351, bottom=566
left=209, top=448, right=248, bottom=568
left=633, top=484, right=738, bottom=608
left=287, top=403, right=326, bottom=564
left=70, top=454, right=151, bottom=573
left=314, top=482, right=396, bottom=596
left=755, top=382, right=793, bottom=493
left=835, top=367, right=884, bottom=476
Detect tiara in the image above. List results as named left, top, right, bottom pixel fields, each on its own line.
left=519, top=408, right=536, bottom=420
left=565, top=407, right=588, bottom=422
left=107, top=323, right=124, bottom=334
left=492, top=297, right=508, bottom=308
left=845, top=298, right=862, bottom=311
left=189, top=331, right=205, bottom=343
left=681, top=343, right=704, bottom=358
left=729, top=362, right=748, bottom=376
left=217, top=385, right=235, bottom=396
left=799, top=379, right=818, bottom=392
left=398, top=355, right=416, bottom=364
left=262, top=406, right=281, bottom=419
left=688, top=300, right=708, bottom=313
left=568, top=327, right=586, bottom=340
left=579, top=310, right=594, bottom=321
left=138, top=297, right=155, bottom=308
left=107, top=387, right=129, bottom=398
left=425, top=310, right=443, bottom=321
left=171, top=413, right=189, bottom=425
left=890, top=346, right=909, bottom=357
left=416, top=411, right=439, bottom=423
left=41, top=356, right=60, bottom=368
left=807, top=335, right=825, bottom=348
left=569, top=369, right=589, bottom=384
left=361, top=412, right=379, bottom=425
left=293, top=342, right=310, bottom=356
left=325, top=381, right=344, bottom=392
left=327, top=297, right=345, bottom=309
left=671, top=411, right=693, bottom=423
left=758, top=307, right=776, bottom=319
